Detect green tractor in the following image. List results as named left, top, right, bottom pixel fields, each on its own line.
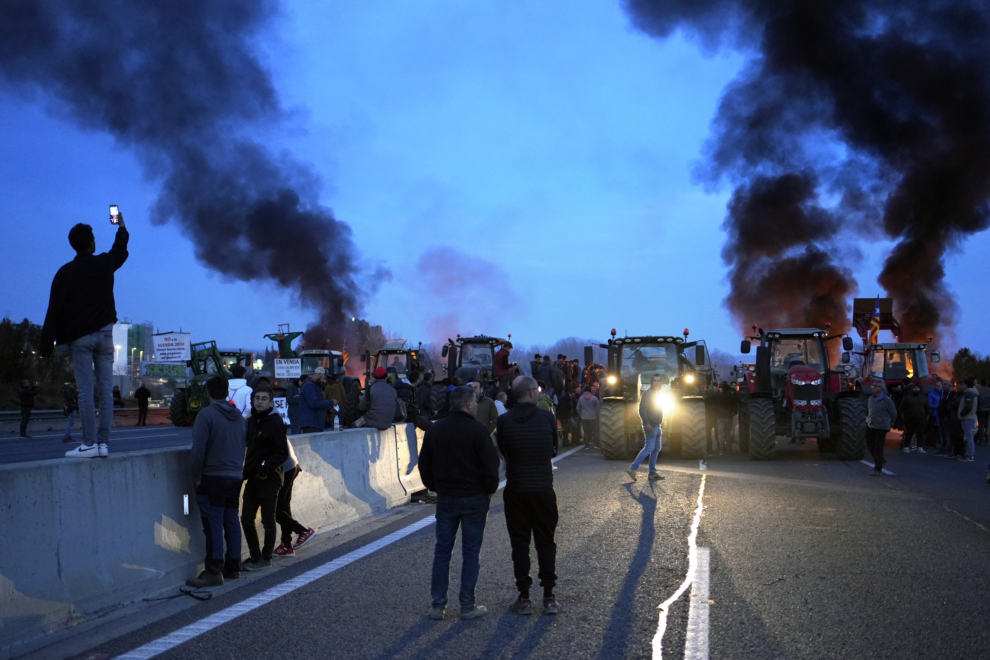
left=169, top=340, right=230, bottom=427
left=362, top=339, right=434, bottom=384
left=263, top=325, right=345, bottom=394
left=594, top=329, right=715, bottom=460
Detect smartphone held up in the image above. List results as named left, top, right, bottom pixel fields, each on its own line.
left=109, top=205, right=120, bottom=225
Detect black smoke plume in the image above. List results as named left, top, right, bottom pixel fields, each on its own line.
left=625, top=0, right=990, bottom=340
left=0, top=1, right=384, bottom=347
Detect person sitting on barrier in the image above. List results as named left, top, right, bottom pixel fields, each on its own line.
left=227, top=365, right=253, bottom=419
left=355, top=366, right=399, bottom=430
left=240, top=386, right=289, bottom=571
left=273, top=437, right=317, bottom=557
left=298, top=367, right=336, bottom=434
left=417, top=372, right=435, bottom=419
left=187, top=375, right=247, bottom=589
left=420, top=385, right=500, bottom=621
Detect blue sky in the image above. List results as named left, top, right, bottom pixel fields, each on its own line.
left=2, top=1, right=988, bottom=360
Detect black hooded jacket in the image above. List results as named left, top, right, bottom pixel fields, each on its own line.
left=496, top=403, right=558, bottom=491
left=244, top=408, right=290, bottom=483
left=419, top=410, right=500, bottom=497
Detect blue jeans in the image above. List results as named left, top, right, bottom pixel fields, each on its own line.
left=64, top=409, right=77, bottom=438
left=962, top=419, right=977, bottom=459
left=68, top=325, right=114, bottom=446
left=196, top=475, right=243, bottom=575
left=431, top=493, right=491, bottom=612
left=630, top=426, right=662, bottom=473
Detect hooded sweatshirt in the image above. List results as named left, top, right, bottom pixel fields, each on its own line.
left=576, top=391, right=600, bottom=420
left=244, top=408, right=290, bottom=483
left=496, top=403, right=558, bottom=491
left=190, top=400, right=246, bottom=483
left=227, top=378, right=253, bottom=418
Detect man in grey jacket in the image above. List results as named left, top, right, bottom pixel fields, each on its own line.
left=958, top=378, right=979, bottom=462
left=357, top=366, right=398, bottom=430
left=187, top=376, right=247, bottom=587
left=866, top=382, right=897, bottom=475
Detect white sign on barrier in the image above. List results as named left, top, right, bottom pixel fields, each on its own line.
left=274, top=397, right=290, bottom=426
left=275, top=359, right=301, bottom=378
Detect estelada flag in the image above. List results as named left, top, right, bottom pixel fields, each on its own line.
left=869, top=296, right=881, bottom=345
left=342, top=341, right=349, bottom=365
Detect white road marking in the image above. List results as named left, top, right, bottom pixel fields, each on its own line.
left=652, top=474, right=707, bottom=660
left=115, top=442, right=585, bottom=659
left=860, top=460, right=895, bottom=475
left=684, top=547, right=711, bottom=660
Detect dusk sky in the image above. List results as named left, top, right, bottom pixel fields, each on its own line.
left=2, top=1, right=988, bottom=363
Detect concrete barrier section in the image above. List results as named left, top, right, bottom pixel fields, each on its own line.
left=0, top=424, right=426, bottom=655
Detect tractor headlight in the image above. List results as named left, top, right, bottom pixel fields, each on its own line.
left=657, top=391, right=675, bottom=415
left=607, top=375, right=617, bottom=385
left=684, top=373, right=695, bottom=384
left=811, top=399, right=822, bottom=407
left=791, top=378, right=822, bottom=386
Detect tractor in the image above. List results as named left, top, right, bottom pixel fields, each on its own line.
left=441, top=335, right=511, bottom=385
left=169, top=340, right=229, bottom=427
left=595, top=329, right=715, bottom=460
left=848, top=297, right=940, bottom=393
left=739, top=326, right=865, bottom=460
left=362, top=339, right=434, bottom=384
left=263, top=325, right=345, bottom=394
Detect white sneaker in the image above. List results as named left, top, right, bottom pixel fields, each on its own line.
left=98, top=443, right=109, bottom=457
left=66, top=444, right=99, bottom=459
left=902, top=447, right=912, bottom=454
left=915, top=447, right=925, bottom=454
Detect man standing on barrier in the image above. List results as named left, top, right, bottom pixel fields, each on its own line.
left=419, top=386, right=500, bottom=621
left=497, top=376, right=560, bottom=616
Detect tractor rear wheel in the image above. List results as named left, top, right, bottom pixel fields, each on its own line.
left=836, top=398, right=867, bottom=461
left=678, top=399, right=707, bottom=459
left=599, top=401, right=627, bottom=460
left=169, top=389, right=194, bottom=427
left=748, top=398, right=776, bottom=460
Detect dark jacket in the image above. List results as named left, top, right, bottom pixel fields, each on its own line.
left=40, top=227, right=129, bottom=355
left=494, top=348, right=511, bottom=376
left=244, top=409, right=290, bottom=484
left=360, top=380, right=398, bottom=430
left=298, top=378, right=335, bottom=431
left=867, top=393, right=898, bottom=430
left=394, top=379, right=419, bottom=417
left=190, top=401, right=247, bottom=483
left=536, top=361, right=552, bottom=386
left=416, top=380, right=434, bottom=418
left=344, top=387, right=362, bottom=426
left=419, top=410, right=500, bottom=497
left=19, top=385, right=39, bottom=409
left=898, top=390, right=931, bottom=420
left=135, top=386, right=151, bottom=404
left=496, top=403, right=558, bottom=492
left=639, top=386, right=665, bottom=431
left=63, top=384, right=78, bottom=413
left=475, top=395, right=499, bottom=434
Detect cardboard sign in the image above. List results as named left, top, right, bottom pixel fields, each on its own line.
left=275, top=359, right=302, bottom=378
left=274, top=397, right=290, bottom=426
left=153, top=333, right=191, bottom=362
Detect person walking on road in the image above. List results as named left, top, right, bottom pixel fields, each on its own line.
left=497, top=376, right=560, bottom=616
left=471, top=381, right=499, bottom=434
left=577, top=386, right=600, bottom=449
left=298, top=367, right=336, bottom=433
left=628, top=374, right=666, bottom=481
left=134, top=381, right=151, bottom=426
left=41, top=216, right=129, bottom=458
left=240, top=386, right=289, bottom=572
left=958, top=378, right=979, bottom=462
left=419, top=386, right=500, bottom=621
left=62, top=381, right=78, bottom=442
left=866, top=382, right=897, bottom=475
left=18, top=380, right=39, bottom=438
left=272, top=437, right=317, bottom=557
left=898, top=384, right=930, bottom=454
left=187, top=376, right=246, bottom=588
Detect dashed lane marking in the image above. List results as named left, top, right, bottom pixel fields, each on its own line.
left=652, top=474, right=707, bottom=659
left=684, top=547, right=711, bottom=660
left=115, top=443, right=584, bottom=659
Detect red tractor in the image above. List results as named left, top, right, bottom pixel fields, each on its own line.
left=848, top=298, right=941, bottom=393
left=740, top=327, right=866, bottom=461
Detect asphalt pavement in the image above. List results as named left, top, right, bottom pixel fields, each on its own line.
left=0, top=425, right=195, bottom=464
left=21, top=433, right=990, bottom=660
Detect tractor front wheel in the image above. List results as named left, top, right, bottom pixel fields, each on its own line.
left=599, top=401, right=627, bottom=460
left=678, top=399, right=707, bottom=459
left=748, top=398, right=776, bottom=460
left=836, top=398, right=867, bottom=461
left=169, top=389, right=194, bottom=427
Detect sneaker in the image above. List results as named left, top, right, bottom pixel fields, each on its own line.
left=66, top=444, right=99, bottom=459
left=273, top=543, right=295, bottom=557
left=185, top=570, right=223, bottom=588
left=509, top=597, right=533, bottom=615
left=19, top=434, right=31, bottom=439
left=958, top=456, right=975, bottom=462
left=460, top=605, right=487, bottom=620
left=543, top=598, right=559, bottom=615
left=222, top=567, right=241, bottom=580
left=915, top=447, right=926, bottom=454
left=625, top=468, right=638, bottom=482
left=428, top=605, right=445, bottom=620
left=902, top=447, right=912, bottom=454
left=241, top=557, right=272, bottom=571
left=62, top=436, right=74, bottom=443
left=648, top=473, right=664, bottom=480
left=870, top=470, right=881, bottom=476
left=98, top=443, right=109, bottom=457
left=293, top=527, right=317, bottom=550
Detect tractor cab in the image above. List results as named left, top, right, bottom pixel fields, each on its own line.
left=363, top=339, right=434, bottom=384
left=858, top=343, right=939, bottom=391
left=442, top=335, right=508, bottom=384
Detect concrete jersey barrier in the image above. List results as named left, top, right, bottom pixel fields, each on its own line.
left=0, top=424, right=426, bottom=657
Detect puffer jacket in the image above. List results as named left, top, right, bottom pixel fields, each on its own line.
left=867, top=393, right=898, bottom=430
left=898, top=390, right=931, bottom=420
